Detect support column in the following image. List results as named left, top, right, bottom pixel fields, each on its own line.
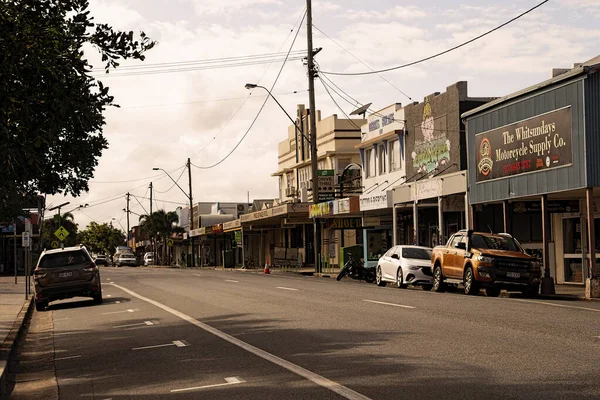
left=541, top=194, right=556, bottom=295
left=413, top=201, right=419, bottom=246
left=464, top=193, right=470, bottom=230
left=585, top=188, right=600, bottom=298
left=392, top=206, right=398, bottom=246
left=438, top=196, right=444, bottom=246
left=241, top=227, right=246, bottom=268
left=503, top=200, right=511, bottom=233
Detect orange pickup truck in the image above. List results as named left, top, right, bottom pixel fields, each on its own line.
left=431, top=230, right=542, bottom=297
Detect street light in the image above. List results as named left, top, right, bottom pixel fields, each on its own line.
left=153, top=161, right=195, bottom=268
left=48, top=201, right=71, bottom=231
left=111, top=218, right=126, bottom=232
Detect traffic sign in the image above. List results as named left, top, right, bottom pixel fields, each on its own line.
left=22, top=232, right=30, bottom=247
left=51, top=241, right=59, bottom=249
left=317, top=169, right=335, bottom=201
left=167, top=239, right=174, bottom=246
left=54, top=226, right=69, bottom=241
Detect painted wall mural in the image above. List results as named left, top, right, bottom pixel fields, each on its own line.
left=411, top=101, right=450, bottom=174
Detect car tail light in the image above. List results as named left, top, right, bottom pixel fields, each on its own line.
left=84, top=263, right=97, bottom=272
left=33, top=269, right=47, bottom=279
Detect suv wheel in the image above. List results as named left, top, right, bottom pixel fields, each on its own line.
left=485, top=287, right=501, bottom=297
left=376, top=267, right=386, bottom=287
left=463, top=267, right=479, bottom=296
left=35, top=301, right=47, bottom=312
left=432, top=266, right=446, bottom=292
left=396, top=268, right=407, bottom=289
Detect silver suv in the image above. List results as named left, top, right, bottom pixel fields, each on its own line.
left=34, top=246, right=102, bottom=311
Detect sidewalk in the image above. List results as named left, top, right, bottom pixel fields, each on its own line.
left=0, top=276, right=34, bottom=395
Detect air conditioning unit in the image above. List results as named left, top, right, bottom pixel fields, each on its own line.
left=285, top=187, right=296, bottom=197
left=237, top=204, right=246, bottom=212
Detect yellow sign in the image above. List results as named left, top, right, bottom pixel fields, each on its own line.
left=54, top=226, right=69, bottom=241
left=167, top=239, right=174, bottom=246
left=51, top=241, right=59, bottom=249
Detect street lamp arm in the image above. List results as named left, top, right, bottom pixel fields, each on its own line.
left=245, top=84, right=311, bottom=143
left=154, top=168, right=190, bottom=200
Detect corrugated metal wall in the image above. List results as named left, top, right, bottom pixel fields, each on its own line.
left=467, top=79, right=586, bottom=204
left=585, top=71, right=600, bottom=187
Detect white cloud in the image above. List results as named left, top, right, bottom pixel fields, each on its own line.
left=186, top=0, right=282, bottom=16
left=345, top=6, right=427, bottom=21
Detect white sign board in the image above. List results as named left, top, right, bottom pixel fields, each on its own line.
left=22, top=232, right=30, bottom=248
left=360, top=191, right=393, bottom=211
left=415, top=179, right=442, bottom=201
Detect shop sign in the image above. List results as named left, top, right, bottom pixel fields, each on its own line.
left=317, top=170, right=335, bottom=202
left=223, top=219, right=241, bottom=231
left=212, top=224, right=223, bottom=234
left=288, top=202, right=310, bottom=214
left=362, top=104, right=402, bottom=143
left=337, top=197, right=360, bottom=214
left=475, top=107, right=573, bottom=183
left=327, top=218, right=363, bottom=230
left=412, top=101, right=450, bottom=174
left=234, top=231, right=242, bottom=246
left=360, top=191, right=392, bottom=211
left=241, top=208, right=273, bottom=222
left=415, top=179, right=442, bottom=200
left=513, top=200, right=579, bottom=214
left=309, top=201, right=336, bottom=218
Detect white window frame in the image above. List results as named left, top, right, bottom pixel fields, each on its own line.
left=378, top=143, right=386, bottom=175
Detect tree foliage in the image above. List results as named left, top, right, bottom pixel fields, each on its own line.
left=77, top=221, right=125, bottom=255
left=139, top=210, right=182, bottom=241
left=41, top=212, right=78, bottom=248
left=0, top=0, right=156, bottom=221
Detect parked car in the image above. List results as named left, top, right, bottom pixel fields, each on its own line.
left=375, top=246, right=434, bottom=290
left=33, top=245, right=102, bottom=311
left=116, top=253, right=138, bottom=267
left=94, top=254, right=109, bottom=266
left=431, top=230, right=542, bottom=297
left=143, top=252, right=154, bottom=266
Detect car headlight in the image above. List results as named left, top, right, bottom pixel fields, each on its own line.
left=406, top=266, right=420, bottom=271
left=477, top=255, right=494, bottom=264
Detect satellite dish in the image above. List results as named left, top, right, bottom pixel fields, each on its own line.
left=350, top=103, right=372, bottom=118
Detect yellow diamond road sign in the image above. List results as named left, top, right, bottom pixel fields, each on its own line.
left=167, top=239, right=174, bottom=246
left=54, top=226, right=70, bottom=241
left=51, top=241, right=59, bottom=249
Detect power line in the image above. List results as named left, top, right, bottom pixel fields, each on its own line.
left=153, top=167, right=186, bottom=194
left=312, top=24, right=412, bottom=101
left=318, top=76, right=362, bottom=130
left=191, top=10, right=307, bottom=170
left=90, top=166, right=184, bottom=184
left=136, top=196, right=188, bottom=206
left=91, top=50, right=308, bottom=72
left=319, top=0, right=550, bottom=76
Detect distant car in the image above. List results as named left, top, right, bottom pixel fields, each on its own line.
left=116, top=253, right=138, bottom=267
left=33, top=245, right=102, bottom=311
left=143, top=252, right=154, bottom=266
left=375, top=245, right=434, bottom=290
left=94, top=255, right=109, bottom=266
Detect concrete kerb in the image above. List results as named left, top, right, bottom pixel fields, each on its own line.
left=0, top=297, right=34, bottom=396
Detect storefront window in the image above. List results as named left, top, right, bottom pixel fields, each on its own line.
left=563, top=217, right=584, bottom=283
left=366, top=230, right=390, bottom=261
left=389, top=140, right=400, bottom=171
left=378, top=144, right=386, bottom=175
left=366, top=149, right=373, bottom=178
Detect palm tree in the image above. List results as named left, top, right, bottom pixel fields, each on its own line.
left=42, top=212, right=78, bottom=247
left=139, top=210, right=182, bottom=265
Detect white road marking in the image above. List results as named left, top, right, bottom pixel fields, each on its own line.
left=106, top=295, right=112, bottom=298
left=225, top=279, right=239, bottom=283
left=111, top=283, right=372, bottom=400
left=54, top=317, right=69, bottom=321
left=53, top=332, right=77, bottom=336
left=115, top=301, right=121, bottom=304
left=113, top=321, right=154, bottom=329
left=55, top=355, right=82, bottom=361
left=510, top=299, right=600, bottom=312
left=193, top=274, right=202, bottom=277
left=276, top=287, right=299, bottom=291
left=170, top=377, right=245, bottom=393
left=102, top=309, right=136, bottom=315
left=363, top=300, right=416, bottom=309
left=132, top=340, right=188, bottom=351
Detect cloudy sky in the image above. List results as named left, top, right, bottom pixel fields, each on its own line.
left=46, top=0, right=600, bottom=230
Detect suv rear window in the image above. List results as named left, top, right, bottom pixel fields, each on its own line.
left=39, top=250, right=90, bottom=268
left=402, top=248, right=431, bottom=260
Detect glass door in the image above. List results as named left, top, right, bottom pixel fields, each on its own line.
left=563, top=217, right=584, bottom=283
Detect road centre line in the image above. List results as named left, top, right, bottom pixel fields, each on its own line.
left=55, top=355, right=82, bottom=361
left=276, top=287, right=299, bottom=291
left=225, top=279, right=239, bottom=283
left=510, top=298, right=600, bottom=312
left=111, top=283, right=372, bottom=400
left=193, top=274, right=202, bottom=277
left=171, top=377, right=245, bottom=393
left=102, top=309, right=136, bottom=315
left=113, top=321, right=154, bottom=328
left=363, top=300, right=416, bottom=309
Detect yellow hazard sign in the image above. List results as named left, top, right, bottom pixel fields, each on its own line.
left=54, top=226, right=70, bottom=241
left=167, top=239, right=174, bottom=246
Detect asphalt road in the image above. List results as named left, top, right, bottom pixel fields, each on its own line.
left=43, top=267, right=600, bottom=400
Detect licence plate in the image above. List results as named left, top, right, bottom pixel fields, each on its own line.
left=506, top=272, right=520, bottom=278
left=59, top=272, right=73, bottom=278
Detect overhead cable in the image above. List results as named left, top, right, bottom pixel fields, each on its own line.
left=319, top=0, right=550, bottom=76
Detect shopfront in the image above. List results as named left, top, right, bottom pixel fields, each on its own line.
left=464, top=56, right=600, bottom=297
left=360, top=191, right=394, bottom=268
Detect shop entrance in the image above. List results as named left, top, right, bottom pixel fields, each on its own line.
left=562, top=216, right=599, bottom=284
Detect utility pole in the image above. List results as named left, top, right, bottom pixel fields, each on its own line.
left=126, top=193, right=130, bottom=246
left=149, top=182, right=153, bottom=215
left=188, top=158, right=195, bottom=268
left=306, top=0, right=321, bottom=273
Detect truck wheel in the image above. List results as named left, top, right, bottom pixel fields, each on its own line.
left=485, top=287, right=501, bottom=297
left=522, top=284, right=539, bottom=298
left=432, top=266, right=446, bottom=292
left=35, top=301, right=47, bottom=312
left=376, top=267, right=386, bottom=286
left=463, top=267, right=480, bottom=296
